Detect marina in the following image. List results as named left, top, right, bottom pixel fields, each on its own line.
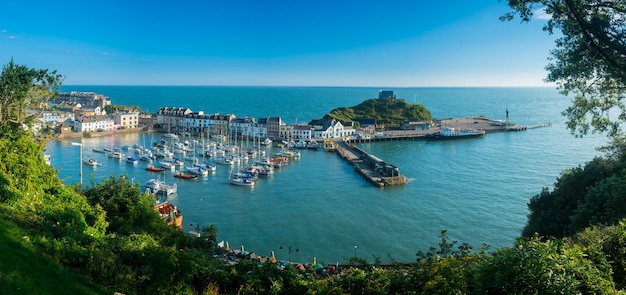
left=46, top=86, right=606, bottom=265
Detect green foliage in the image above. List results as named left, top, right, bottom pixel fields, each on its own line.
left=504, top=1, right=626, bottom=138
left=324, top=97, right=432, bottom=127
left=0, top=58, right=63, bottom=128
left=0, top=218, right=111, bottom=295
left=80, top=175, right=167, bottom=236
left=104, top=104, right=141, bottom=114
left=523, top=155, right=626, bottom=238
left=6, top=59, right=626, bottom=294
left=473, top=236, right=614, bottom=294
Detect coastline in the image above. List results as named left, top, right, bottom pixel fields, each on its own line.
left=51, top=127, right=151, bottom=140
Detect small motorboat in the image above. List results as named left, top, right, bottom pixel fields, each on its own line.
left=83, top=157, right=101, bottom=166
left=145, top=164, right=166, bottom=172
left=174, top=171, right=197, bottom=179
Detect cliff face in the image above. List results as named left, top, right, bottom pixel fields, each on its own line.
left=323, top=97, right=432, bottom=127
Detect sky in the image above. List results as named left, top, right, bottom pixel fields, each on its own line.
left=0, top=0, right=555, bottom=87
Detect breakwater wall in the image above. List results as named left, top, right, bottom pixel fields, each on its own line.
left=334, top=141, right=407, bottom=187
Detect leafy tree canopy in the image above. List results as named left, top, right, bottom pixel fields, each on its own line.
left=324, top=97, right=432, bottom=127
left=0, top=58, right=64, bottom=130
left=503, top=0, right=626, bottom=138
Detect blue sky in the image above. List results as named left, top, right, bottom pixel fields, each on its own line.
left=0, top=1, right=554, bottom=87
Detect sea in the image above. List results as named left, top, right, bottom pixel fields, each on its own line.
left=45, top=86, right=607, bottom=265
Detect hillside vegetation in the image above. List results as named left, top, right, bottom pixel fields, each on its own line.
left=6, top=61, right=626, bottom=294
left=324, top=97, right=433, bottom=127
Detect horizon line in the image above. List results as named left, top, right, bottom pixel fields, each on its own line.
left=60, top=84, right=557, bottom=89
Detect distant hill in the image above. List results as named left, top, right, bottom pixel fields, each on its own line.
left=323, top=97, right=433, bottom=127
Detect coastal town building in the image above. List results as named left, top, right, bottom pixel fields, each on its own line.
left=402, top=121, right=431, bottom=130
left=352, top=118, right=377, bottom=130
left=230, top=117, right=255, bottom=137
left=56, top=122, right=73, bottom=135
left=206, top=113, right=236, bottom=136
left=138, top=113, right=155, bottom=128
left=279, top=125, right=293, bottom=140
left=54, top=91, right=111, bottom=109
left=113, top=111, right=139, bottom=129
left=41, top=111, right=61, bottom=124
left=378, top=90, right=396, bottom=100
left=183, top=111, right=211, bottom=135
left=258, top=117, right=283, bottom=140
left=312, top=119, right=354, bottom=139
left=291, top=124, right=313, bottom=140
left=156, top=107, right=193, bottom=133
left=227, top=117, right=268, bottom=139
left=73, top=115, right=115, bottom=132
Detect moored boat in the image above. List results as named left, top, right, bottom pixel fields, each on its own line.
left=186, top=166, right=208, bottom=176
left=194, top=162, right=216, bottom=172
left=83, top=157, right=102, bottom=166
left=228, top=171, right=255, bottom=187
left=106, top=148, right=125, bottom=159
left=306, top=140, right=320, bottom=150
left=126, top=156, right=138, bottom=164
left=145, top=179, right=177, bottom=196
left=323, top=139, right=336, bottom=152
left=260, top=138, right=272, bottom=146
left=146, top=164, right=166, bottom=172
left=159, top=161, right=176, bottom=170
left=430, top=126, right=486, bottom=139
left=174, top=171, right=198, bottom=179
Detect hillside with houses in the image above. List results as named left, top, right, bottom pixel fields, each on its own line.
left=35, top=90, right=433, bottom=141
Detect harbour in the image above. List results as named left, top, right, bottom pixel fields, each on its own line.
left=46, top=86, right=606, bottom=265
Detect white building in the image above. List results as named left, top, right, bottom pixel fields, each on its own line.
left=312, top=119, right=354, bottom=139
left=113, top=112, right=139, bottom=129
left=291, top=124, right=312, bottom=139
left=229, top=118, right=268, bottom=139
left=73, top=115, right=115, bottom=132
left=41, top=111, right=61, bottom=124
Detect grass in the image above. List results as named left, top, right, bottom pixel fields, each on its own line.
left=0, top=218, right=111, bottom=295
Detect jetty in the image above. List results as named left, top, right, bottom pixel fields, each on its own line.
left=334, top=116, right=550, bottom=187
left=334, top=141, right=407, bottom=187
left=347, top=116, right=550, bottom=143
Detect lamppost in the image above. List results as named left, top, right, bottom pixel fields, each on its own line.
left=354, top=244, right=358, bottom=261
left=70, top=142, right=83, bottom=184
left=279, top=245, right=299, bottom=264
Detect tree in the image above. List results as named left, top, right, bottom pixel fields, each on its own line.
left=502, top=0, right=626, bottom=138
left=0, top=58, right=64, bottom=130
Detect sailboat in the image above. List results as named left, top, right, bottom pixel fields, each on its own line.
left=228, top=169, right=255, bottom=186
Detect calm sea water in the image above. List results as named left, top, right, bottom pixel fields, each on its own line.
left=46, top=86, right=606, bottom=265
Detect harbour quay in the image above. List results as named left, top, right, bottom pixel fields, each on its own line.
left=334, top=141, right=407, bottom=187
left=348, top=115, right=550, bottom=142
left=334, top=115, right=549, bottom=187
